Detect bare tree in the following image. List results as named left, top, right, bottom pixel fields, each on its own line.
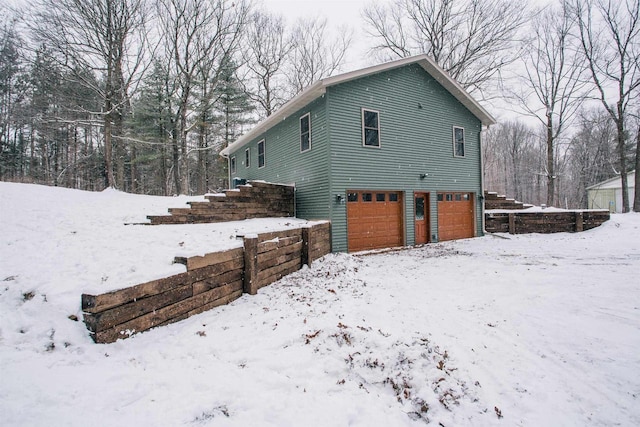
left=287, top=17, right=352, bottom=96
left=363, top=0, right=527, bottom=96
left=569, top=0, right=640, bottom=212
left=157, top=0, right=247, bottom=194
left=567, top=107, right=617, bottom=208
left=635, top=121, right=640, bottom=210
left=241, top=10, right=291, bottom=118
left=511, top=4, right=589, bottom=206
left=483, top=121, right=538, bottom=202
left=29, top=0, right=149, bottom=189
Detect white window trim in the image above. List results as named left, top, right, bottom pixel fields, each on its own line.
left=361, top=108, right=381, bottom=148
left=300, top=112, right=311, bottom=153
left=453, top=126, right=465, bottom=158
left=257, top=139, right=265, bottom=168
left=230, top=156, right=236, bottom=174
left=245, top=147, right=250, bottom=168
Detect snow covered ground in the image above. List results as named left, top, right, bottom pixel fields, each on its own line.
left=1, top=182, right=639, bottom=426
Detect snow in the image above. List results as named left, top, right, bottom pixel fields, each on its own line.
left=486, top=206, right=606, bottom=213
left=1, top=182, right=639, bottom=426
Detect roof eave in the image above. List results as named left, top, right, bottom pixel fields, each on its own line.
left=414, top=57, right=497, bottom=127
left=220, top=82, right=326, bottom=156
left=221, top=54, right=497, bottom=157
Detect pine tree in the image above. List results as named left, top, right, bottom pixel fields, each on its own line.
left=213, top=59, right=255, bottom=189
left=130, top=61, right=174, bottom=195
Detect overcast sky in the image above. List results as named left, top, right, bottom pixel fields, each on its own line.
left=260, top=0, right=554, bottom=122
left=261, top=0, right=372, bottom=70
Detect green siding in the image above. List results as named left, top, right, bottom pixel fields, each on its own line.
left=326, top=64, right=484, bottom=252
left=228, top=63, right=486, bottom=253
left=227, top=96, right=331, bottom=221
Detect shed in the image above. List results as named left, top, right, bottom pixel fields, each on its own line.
left=586, top=171, right=636, bottom=213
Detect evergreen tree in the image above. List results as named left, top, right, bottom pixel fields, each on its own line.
left=213, top=59, right=255, bottom=189
left=130, top=61, right=175, bottom=195
left=0, top=19, right=27, bottom=180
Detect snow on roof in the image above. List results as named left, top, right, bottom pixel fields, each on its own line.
left=586, top=171, right=636, bottom=190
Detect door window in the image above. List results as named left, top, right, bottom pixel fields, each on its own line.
left=415, top=196, right=425, bottom=220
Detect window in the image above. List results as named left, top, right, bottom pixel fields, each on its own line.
left=362, top=192, right=373, bottom=202
left=230, top=156, right=236, bottom=174
left=257, top=140, right=265, bottom=168
left=453, top=126, right=465, bottom=157
left=348, top=192, right=358, bottom=202
left=437, top=194, right=443, bottom=202
left=389, top=193, right=399, bottom=202
left=300, top=113, right=311, bottom=152
left=415, top=196, right=425, bottom=220
left=376, top=193, right=386, bottom=202
left=362, top=109, right=380, bottom=147
left=245, top=148, right=250, bottom=168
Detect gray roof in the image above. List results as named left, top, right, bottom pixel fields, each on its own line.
left=221, top=54, right=497, bottom=157
left=586, top=171, right=636, bottom=190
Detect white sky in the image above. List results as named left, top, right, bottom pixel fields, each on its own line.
left=260, top=0, right=555, bottom=123
left=261, top=0, right=373, bottom=70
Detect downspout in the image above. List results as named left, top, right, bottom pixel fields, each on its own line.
left=479, top=125, right=488, bottom=235
left=220, top=151, right=230, bottom=189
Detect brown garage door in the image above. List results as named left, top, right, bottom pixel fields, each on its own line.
left=437, top=192, right=475, bottom=241
left=347, top=190, right=404, bottom=252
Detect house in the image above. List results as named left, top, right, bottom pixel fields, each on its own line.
left=220, top=54, right=496, bottom=252
left=586, top=171, right=636, bottom=213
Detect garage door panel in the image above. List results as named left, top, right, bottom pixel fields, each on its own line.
left=437, top=192, right=475, bottom=242
left=347, top=190, right=404, bottom=252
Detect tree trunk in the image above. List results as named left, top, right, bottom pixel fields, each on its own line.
left=172, top=127, right=180, bottom=195
left=634, top=125, right=640, bottom=212
left=616, top=116, right=630, bottom=213
left=546, top=114, right=555, bottom=207
left=130, top=145, right=137, bottom=193
left=104, top=113, right=115, bottom=188
left=179, top=112, right=189, bottom=195
left=196, top=110, right=207, bottom=194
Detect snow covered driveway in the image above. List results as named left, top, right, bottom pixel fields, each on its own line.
left=1, top=183, right=639, bottom=426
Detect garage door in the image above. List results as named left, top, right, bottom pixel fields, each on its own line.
left=347, top=190, right=404, bottom=252
left=437, top=192, right=475, bottom=241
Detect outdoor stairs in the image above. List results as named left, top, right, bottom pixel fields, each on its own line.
left=484, top=191, right=533, bottom=210
left=147, top=181, right=295, bottom=225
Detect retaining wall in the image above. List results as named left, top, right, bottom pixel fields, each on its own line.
left=485, top=210, right=610, bottom=234
left=82, top=222, right=330, bottom=343
left=147, top=181, right=294, bottom=225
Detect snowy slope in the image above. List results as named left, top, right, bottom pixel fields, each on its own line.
left=1, top=182, right=639, bottom=426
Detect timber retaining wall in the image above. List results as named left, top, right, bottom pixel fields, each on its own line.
left=147, top=181, right=294, bottom=225
left=82, top=222, right=330, bottom=343
left=485, top=210, right=610, bottom=234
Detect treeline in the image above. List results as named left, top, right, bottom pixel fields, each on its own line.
left=1, top=0, right=639, bottom=210
left=0, top=0, right=350, bottom=195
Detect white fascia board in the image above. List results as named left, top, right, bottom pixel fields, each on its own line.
left=220, top=54, right=496, bottom=157
left=220, top=83, right=326, bottom=157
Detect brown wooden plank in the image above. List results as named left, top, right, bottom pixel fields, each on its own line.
left=188, top=289, right=243, bottom=317
left=190, top=280, right=243, bottom=311
left=83, top=284, right=193, bottom=332
left=174, top=247, right=244, bottom=271
left=257, top=258, right=302, bottom=288
left=192, top=268, right=243, bottom=294
left=82, top=271, right=190, bottom=314
left=244, top=236, right=258, bottom=295
left=257, top=236, right=300, bottom=254
left=93, top=282, right=241, bottom=343
left=256, top=228, right=302, bottom=243
left=257, top=241, right=303, bottom=266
